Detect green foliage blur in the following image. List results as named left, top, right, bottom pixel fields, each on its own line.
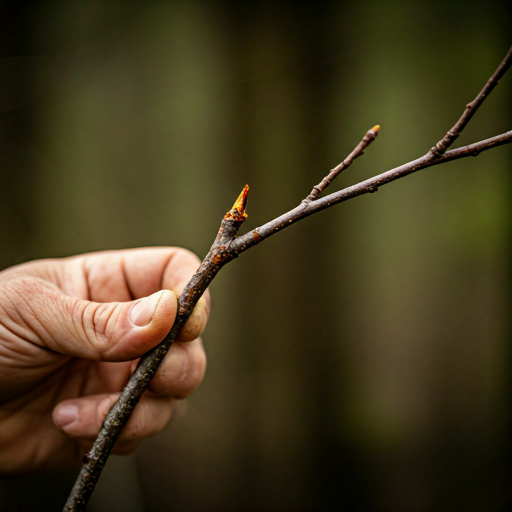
left=0, top=1, right=510, bottom=511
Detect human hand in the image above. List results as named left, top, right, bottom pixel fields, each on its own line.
left=0, top=248, right=209, bottom=475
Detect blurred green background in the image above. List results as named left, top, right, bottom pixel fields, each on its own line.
left=0, top=1, right=511, bottom=511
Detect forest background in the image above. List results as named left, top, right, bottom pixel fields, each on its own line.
left=0, top=1, right=511, bottom=511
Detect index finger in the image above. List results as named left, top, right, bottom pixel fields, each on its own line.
left=35, top=247, right=210, bottom=339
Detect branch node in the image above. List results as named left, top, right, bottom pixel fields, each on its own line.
left=429, top=145, right=443, bottom=157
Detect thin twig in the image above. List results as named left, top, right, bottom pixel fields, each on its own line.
left=231, top=130, right=512, bottom=253
left=63, top=44, right=512, bottom=511
left=307, top=125, right=380, bottom=200
left=429, top=44, right=512, bottom=157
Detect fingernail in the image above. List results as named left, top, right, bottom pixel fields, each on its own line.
left=56, top=404, right=78, bottom=428
left=130, top=291, right=164, bottom=327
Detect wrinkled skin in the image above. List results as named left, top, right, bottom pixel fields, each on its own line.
left=0, top=248, right=209, bottom=475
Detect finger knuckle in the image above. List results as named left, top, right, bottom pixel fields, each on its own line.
left=113, top=441, right=141, bottom=456
left=73, top=301, right=119, bottom=358
left=175, top=343, right=206, bottom=398
left=123, top=419, right=143, bottom=441
left=189, top=344, right=207, bottom=387
left=175, top=247, right=201, bottom=267
left=123, top=401, right=164, bottom=441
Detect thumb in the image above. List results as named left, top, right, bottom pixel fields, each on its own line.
left=1, top=277, right=177, bottom=361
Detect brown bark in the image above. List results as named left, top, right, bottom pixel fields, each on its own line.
left=64, top=44, right=512, bottom=511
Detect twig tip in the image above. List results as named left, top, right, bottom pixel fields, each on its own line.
left=232, top=184, right=249, bottom=212
left=372, top=125, right=380, bottom=133
left=226, top=184, right=249, bottom=220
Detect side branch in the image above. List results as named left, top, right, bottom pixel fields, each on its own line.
left=307, top=125, right=380, bottom=200
left=232, top=44, right=512, bottom=254
left=232, top=130, right=512, bottom=254
left=430, top=44, right=512, bottom=156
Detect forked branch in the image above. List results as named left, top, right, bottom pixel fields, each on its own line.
left=64, top=44, right=512, bottom=511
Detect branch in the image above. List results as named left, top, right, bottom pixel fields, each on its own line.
left=63, top=188, right=250, bottom=510
left=63, top=44, right=512, bottom=511
left=307, top=125, right=380, bottom=200
left=231, top=130, right=512, bottom=253
left=429, top=44, right=512, bottom=156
